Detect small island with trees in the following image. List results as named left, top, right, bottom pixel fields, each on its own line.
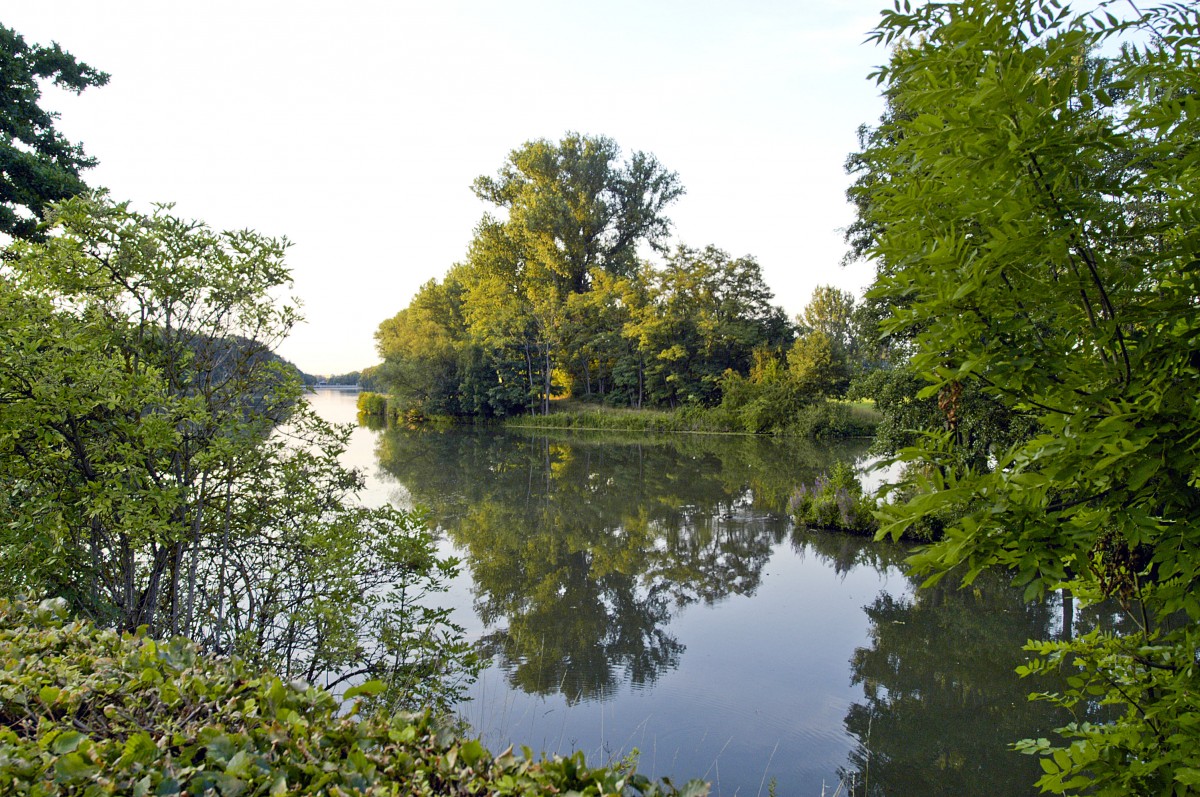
left=362, top=132, right=884, bottom=440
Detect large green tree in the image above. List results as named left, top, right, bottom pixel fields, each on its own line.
left=0, top=195, right=475, bottom=708
left=472, top=132, right=684, bottom=292
left=854, top=1, right=1200, bottom=792
left=626, top=245, right=792, bottom=408
left=0, top=25, right=108, bottom=240
left=466, top=133, right=684, bottom=412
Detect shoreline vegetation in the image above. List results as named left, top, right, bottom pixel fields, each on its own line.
left=12, top=0, right=1194, bottom=788
left=356, top=393, right=881, bottom=439
left=0, top=599, right=703, bottom=797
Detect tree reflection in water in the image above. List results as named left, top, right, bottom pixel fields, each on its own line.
left=376, top=427, right=866, bottom=703
left=790, top=526, right=1071, bottom=796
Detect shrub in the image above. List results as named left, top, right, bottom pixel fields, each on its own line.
left=0, top=598, right=707, bottom=797
left=357, top=390, right=390, bottom=421
left=787, top=401, right=879, bottom=439
left=788, top=461, right=878, bottom=535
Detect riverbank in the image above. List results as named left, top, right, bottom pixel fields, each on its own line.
left=357, top=393, right=880, bottom=439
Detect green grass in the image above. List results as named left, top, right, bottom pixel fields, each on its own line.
left=502, top=398, right=880, bottom=438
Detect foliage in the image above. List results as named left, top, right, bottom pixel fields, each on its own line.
left=0, top=195, right=475, bottom=709
left=459, top=133, right=685, bottom=414
left=502, top=402, right=731, bottom=435
left=850, top=366, right=1035, bottom=473
left=788, top=461, right=877, bottom=535
left=0, top=598, right=706, bottom=796
left=375, top=136, right=797, bottom=419
left=625, top=245, right=793, bottom=408
left=472, top=133, right=683, bottom=289
left=322, top=370, right=363, bottom=386
left=786, top=400, right=880, bottom=439
left=853, top=1, right=1200, bottom=792
left=498, top=398, right=878, bottom=439
left=797, top=284, right=864, bottom=387
left=0, top=25, right=109, bottom=240
left=787, top=329, right=848, bottom=397
left=357, top=390, right=392, bottom=422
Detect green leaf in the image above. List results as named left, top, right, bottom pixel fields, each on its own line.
left=50, top=730, right=85, bottom=754
left=154, top=777, right=182, bottom=795
left=54, top=752, right=99, bottom=782
left=1175, top=768, right=1200, bottom=786
left=343, top=679, right=386, bottom=700
left=460, top=739, right=486, bottom=767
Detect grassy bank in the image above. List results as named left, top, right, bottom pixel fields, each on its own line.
left=503, top=398, right=880, bottom=438
left=357, top=392, right=880, bottom=438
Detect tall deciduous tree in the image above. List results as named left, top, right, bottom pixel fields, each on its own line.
left=800, top=285, right=855, bottom=357
left=632, top=245, right=792, bottom=407
left=854, top=1, right=1200, bottom=792
left=472, top=132, right=684, bottom=292
left=0, top=25, right=108, bottom=240
left=467, top=133, right=684, bottom=412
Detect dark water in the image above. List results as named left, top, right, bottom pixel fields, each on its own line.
left=310, top=390, right=1074, bottom=796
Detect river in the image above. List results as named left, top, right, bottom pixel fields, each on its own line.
left=309, top=388, right=1074, bottom=796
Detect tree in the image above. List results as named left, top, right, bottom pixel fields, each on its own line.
left=0, top=195, right=475, bottom=707
left=623, top=245, right=792, bottom=408
left=800, top=285, right=855, bottom=359
left=473, top=132, right=684, bottom=292
left=854, top=1, right=1200, bottom=792
left=787, top=329, right=845, bottom=397
left=467, top=133, right=684, bottom=411
left=0, top=25, right=108, bottom=240
left=376, top=276, right=469, bottom=414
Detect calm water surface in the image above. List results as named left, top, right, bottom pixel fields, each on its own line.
left=309, top=389, right=1072, bottom=796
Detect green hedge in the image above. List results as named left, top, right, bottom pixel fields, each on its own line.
left=0, top=599, right=706, bottom=796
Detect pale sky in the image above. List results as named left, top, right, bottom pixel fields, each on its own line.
left=7, top=1, right=888, bottom=375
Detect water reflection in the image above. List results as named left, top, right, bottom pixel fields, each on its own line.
left=784, top=529, right=1080, bottom=796
left=375, top=428, right=867, bottom=702
left=354, top=413, right=1088, bottom=795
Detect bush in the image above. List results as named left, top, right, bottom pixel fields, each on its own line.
left=788, top=461, right=878, bottom=535
left=357, top=390, right=391, bottom=422
left=0, top=598, right=707, bottom=797
left=787, top=401, right=879, bottom=439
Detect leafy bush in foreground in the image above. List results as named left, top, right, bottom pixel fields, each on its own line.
left=0, top=599, right=706, bottom=796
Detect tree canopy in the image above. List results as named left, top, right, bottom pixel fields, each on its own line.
left=472, top=133, right=684, bottom=292
left=852, top=0, right=1200, bottom=791
left=0, top=25, right=108, bottom=240
left=375, top=134, right=801, bottom=419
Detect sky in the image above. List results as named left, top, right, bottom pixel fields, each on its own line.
left=7, top=1, right=889, bottom=375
